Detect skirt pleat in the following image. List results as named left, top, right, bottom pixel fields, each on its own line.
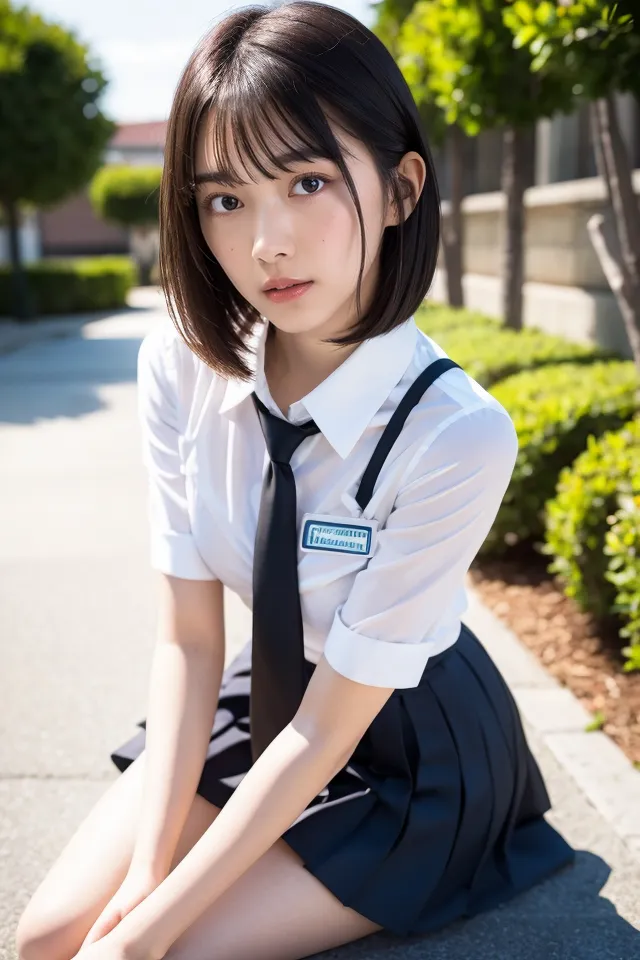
left=459, top=632, right=551, bottom=898
left=110, top=622, right=575, bottom=937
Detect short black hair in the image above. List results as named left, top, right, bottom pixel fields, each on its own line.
left=159, top=0, right=441, bottom=381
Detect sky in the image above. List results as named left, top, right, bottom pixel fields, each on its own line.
left=32, top=0, right=377, bottom=124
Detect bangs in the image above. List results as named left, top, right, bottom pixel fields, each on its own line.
left=195, top=62, right=358, bottom=189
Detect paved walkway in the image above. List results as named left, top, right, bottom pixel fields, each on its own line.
left=1, top=294, right=639, bottom=959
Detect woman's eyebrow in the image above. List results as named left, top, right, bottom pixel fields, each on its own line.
left=194, top=150, right=327, bottom=188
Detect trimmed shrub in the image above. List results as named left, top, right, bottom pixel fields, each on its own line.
left=543, top=418, right=640, bottom=618
left=483, top=362, right=640, bottom=554
left=414, top=303, right=500, bottom=337
left=605, top=495, right=640, bottom=670
left=426, top=324, right=611, bottom=387
left=89, top=165, right=161, bottom=226
left=0, top=256, right=136, bottom=316
left=545, top=419, right=640, bottom=671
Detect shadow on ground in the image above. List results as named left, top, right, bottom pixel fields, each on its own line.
left=312, top=852, right=638, bottom=960
left=0, top=335, right=144, bottom=426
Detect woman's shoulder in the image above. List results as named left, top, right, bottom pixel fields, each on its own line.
left=407, top=327, right=515, bottom=432
left=135, top=320, right=233, bottom=440
left=389, top=326, right=519, bottom=492
left=138, top=318, right=200, bottom=377
left=137, top=318, right=220, bottom=403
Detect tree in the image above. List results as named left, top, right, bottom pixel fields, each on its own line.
left=89, top=165, right=161, bottom=285
left=0, top=1, right=115, bottom=318
left=371, top=0, right=467, bottom=307
left=398, top=0, right=574, bottom=328
left=504, top=0, right=640, bottom=368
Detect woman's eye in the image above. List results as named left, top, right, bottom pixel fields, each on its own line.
left=209, top=195, right=240, bottom=214
left=201, top=174, right=329, bottom=215
left=292, top=175, right=328, bottom=196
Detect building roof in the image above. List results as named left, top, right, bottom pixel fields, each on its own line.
left=110, top=121, right=168, bottom=150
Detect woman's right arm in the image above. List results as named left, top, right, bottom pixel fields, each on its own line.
left=129, top=574, right=226, bottom=879
left=79, top=333, right=225, bottom=948
left=130, top=328, right=225, bottom=879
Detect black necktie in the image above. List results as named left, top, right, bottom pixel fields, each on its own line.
left=250, top=391, right=321, bottom=762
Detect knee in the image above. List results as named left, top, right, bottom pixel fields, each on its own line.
left=15, top=908, right=74, bottom=960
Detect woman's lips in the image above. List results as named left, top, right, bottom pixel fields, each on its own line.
left=264, top=281, right=314, bottom=302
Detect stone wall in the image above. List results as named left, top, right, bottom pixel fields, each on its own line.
left=432, top=169, right=640, bottom=359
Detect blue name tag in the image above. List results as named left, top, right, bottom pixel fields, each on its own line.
left=300, top=513, right=378, bottom=557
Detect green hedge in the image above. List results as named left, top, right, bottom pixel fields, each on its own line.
left=89, top=165, right=161, bottom=226
left=605, top=495, right=640, bottom=670
left=425, top=324, right=611, bottom=387
left=0, top=256, right=137, bottom=316
left=544, top=418, right=640, bottom=616
left=414, top=303, right=501, bottom=337
left=483, top=361, right=640, bottom=554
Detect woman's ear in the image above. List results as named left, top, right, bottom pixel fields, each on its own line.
left=385, top=152, right=427, bottom=228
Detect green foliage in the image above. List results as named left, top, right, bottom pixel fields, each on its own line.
left=429, top=323, right=608, bottom=387
left=605, top=492, right=640, bottom=669
left=371, top=0, right=449, bottom=144
left=370, top=0, right=418, bottom=55
left=503, top=0, right=640, bottom=99
left=485, top=361, right=640, bottom=552
left=542, top=422, right=640, bottom=615
left=0, top=0, right=115, bottom=206
left=397, top=0, right=575, bottom=136
left=545, top=413, right=640, bottom=671
left=0, top=256, right=136, bottom=315
left=585, top=710, right=606, bottom=731
left=414, top=303, right=501, bottom=336
left=89, top=165, right=162, bottom=227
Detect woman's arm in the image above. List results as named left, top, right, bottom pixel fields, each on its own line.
left=129, top=574, right=226, bottom=878
left=115, top=656, right=395, bottom=959
left=127, top=331, right=227, bottom=878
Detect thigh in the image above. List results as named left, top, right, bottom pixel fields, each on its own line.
left=164, top=836, right=384, bottom=960
left=16, top=753, right=222, bottom=960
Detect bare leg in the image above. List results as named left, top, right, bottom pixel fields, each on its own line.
left=164, top=835, right=384, bottom=960
left=15, top=754, right=222, bottom=960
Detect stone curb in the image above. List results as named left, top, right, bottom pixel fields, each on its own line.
left=463, top=576, right=640, bottom=862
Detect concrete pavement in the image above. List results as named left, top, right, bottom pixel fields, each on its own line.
left=0, top=286, right=165, bottom=358
left=1, top=294, right=639, bottom=959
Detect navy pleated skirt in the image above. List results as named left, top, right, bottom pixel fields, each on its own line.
left=110, top=622, right=575, bottom=937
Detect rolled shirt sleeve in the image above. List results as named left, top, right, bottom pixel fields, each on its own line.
left=137, top=328, right=217, bottom=580
left=322, top=405, right=518, bottom=688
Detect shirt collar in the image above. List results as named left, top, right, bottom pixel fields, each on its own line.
left=219, top=314, right=418, bottom=459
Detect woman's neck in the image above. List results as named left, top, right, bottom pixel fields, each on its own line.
left=263, top=321, right=360, bottom=417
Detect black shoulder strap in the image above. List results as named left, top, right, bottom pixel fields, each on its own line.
left=355, top=358, right=462, bottom=511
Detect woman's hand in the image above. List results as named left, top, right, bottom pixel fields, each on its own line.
left=76, top=863, right=166, bottom=952
left=70, top=926, right=156, bottom=960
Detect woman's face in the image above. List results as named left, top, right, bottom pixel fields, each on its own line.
left=193, top=111, right=424, bottom=342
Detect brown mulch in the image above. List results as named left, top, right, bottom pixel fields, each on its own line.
left=469, top=551, right=640, bottom=769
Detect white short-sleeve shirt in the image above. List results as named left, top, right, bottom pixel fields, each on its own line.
left=137, top=312, right=518, bottom=689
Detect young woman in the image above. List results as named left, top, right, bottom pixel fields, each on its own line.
left=16, top=4, right=575, bottom=959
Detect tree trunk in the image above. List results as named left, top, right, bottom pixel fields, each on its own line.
left=138, top=260, right=152, bottom=286
left=441, top=124, right=465, bottom=308
left=130, top=225, right=159, bottom=287
left=501, top=125, right=528, bottom=330
left=588, top=96, right=640, bottom=369
left=2, top=199, right=32, bottom=321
